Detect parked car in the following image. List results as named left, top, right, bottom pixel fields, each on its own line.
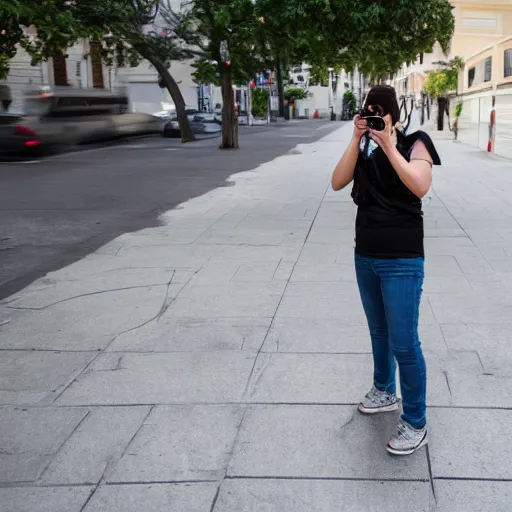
left=162, top=114, right=222, bottom=138
left=153, top=106, right=199, bottom=122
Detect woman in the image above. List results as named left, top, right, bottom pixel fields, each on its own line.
left=331, top=85, right=440, bottom=456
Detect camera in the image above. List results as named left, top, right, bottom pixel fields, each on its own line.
left=362, top=115, right=386, bottom=131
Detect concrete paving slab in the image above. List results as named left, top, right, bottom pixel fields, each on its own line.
left=231, top=261, right=295, bottom=283
left=297, top=243, right=341, bottom=265
left=289, top=263, right=357, bottom=283
left=424, top=228, right=467, bottom=237
left=454, top=253, right=496, bottom=275
left=215, top=479, right=431, bottom=512
left=422, top=275, right=472, bottom=294
left=441, top=323, right=512, bottom=352
left=165, top=282, right=285, bottom=319
left=208, top=244, right=302, bottom=262
left=237, top=216, right=313, bottom=232
left=44, top=253, right=199, bottom=282
left=84, top=483, right=218, bottom=512
left=305, top=227, right=355, bottom=244
left=114, top=244, right=216, bottom=267
left=487, top=257, right=512, bottom=274
left=4, top=281, right=183, bottom=310
left=248, top=352, right=452, bottom=406
left=108, top=317, right=271, bottom=352
left=435, top=480, right=512, bottom=512
left=0, top=486, right=92, bottom=512
left=194, top=227, right=307, bottom=247
left=3, top=268, right=181, bottom=309
left=429, top=293, right=512, bottom=324
left=40, top=406, right=150, bottom=485
left=108, top=405, right=243, bottom=483
left=189, top=261, right=293, bottom=285
left=228, top=405, right=429, bottom=480
left=424, top=256, right=464, bottom=278
left=429, top=408, right=512, bottom=479
left=276, top=282, right=436, bottom=324
left=262, top=318, right=447, bottom=353
left=0, top=407, right=87, bottom=483
left=263, top=318, right=372, bottom=353
left=57, top=352, right=256, bottom=405
left=0, top=310, right=112, bottom=351
left=426, top=350, right=499, bottom=407
left=0, top=351, right=94, bottom=405
left=275, top=282, right=365, bottom=322
left=247, top=353, right=373, bottom=403
left=186, top=261, right=243, bottom=285
left=0, top=286, right=169, bottom=351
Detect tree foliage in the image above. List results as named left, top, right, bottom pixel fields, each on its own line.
left=251, top=88, right=268, bottom=117
left=284, top=87, right=309, bottom=103
left=423, top=57, right=463, bottom=98
left=0, top=0, right=196, bottom=141
left=2, top=0, right=457, bottom=147
left=177, top=0, right=273, bottom=148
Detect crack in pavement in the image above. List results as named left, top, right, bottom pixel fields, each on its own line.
left=5, top=284, right=169, bottom=311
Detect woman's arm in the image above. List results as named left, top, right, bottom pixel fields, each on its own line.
left=331, top=115, right=366, bottom=191
left=331, top=136, right=360, bottom=191
left=368, top=122, right=434, bottom=198
left=384, top=141, right=433, bottom=198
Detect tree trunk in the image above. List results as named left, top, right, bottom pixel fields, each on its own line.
left=437, top=96, right=447, bottom=131
left=152, top=60, right=195, bottom=143
left=52, top=51, right=68, bottom=86
left=276, top=59, right=285, bottom=118
left=219, top=63, right=238, bottom=149
left=90, top=41, right=104, bottom=89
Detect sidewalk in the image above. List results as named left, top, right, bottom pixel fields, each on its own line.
left=2, top=123, right=512, bottom=511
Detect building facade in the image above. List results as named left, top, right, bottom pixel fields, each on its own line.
left=390, top=0, right=512, bottom=99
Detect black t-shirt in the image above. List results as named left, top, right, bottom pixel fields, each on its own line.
left=351, top=130, right=441, bottom=258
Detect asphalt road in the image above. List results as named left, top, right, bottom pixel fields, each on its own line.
left=0, top=121, right=340, bottom=299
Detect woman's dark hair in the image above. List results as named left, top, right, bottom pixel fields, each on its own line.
left=362, top=85, right=400, bottom=126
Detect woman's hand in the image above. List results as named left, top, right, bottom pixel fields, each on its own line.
left=369, top=117, right=394, bottom=154
left=352, top=114, right=367, bottom=142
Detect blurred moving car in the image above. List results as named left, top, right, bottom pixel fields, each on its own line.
left=0, top=86, right=164, bottom=157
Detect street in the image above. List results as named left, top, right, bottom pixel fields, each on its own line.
left=2, top=121, right=512, bottom=511
left=0, top=122, right=335, bottom=299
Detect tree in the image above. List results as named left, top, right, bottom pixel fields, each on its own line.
left=253, top=0, right=337, bottom=118
left=0, top=0, right=84, bottom=84
left=76, top=0, right=197, bottom=142
left=1, top=0, right=196, bottom=142
left=284, top=87, right=309, bottom=104
left=179, top=0, right=270, bottom=149
left=335, top=0, right=455, bottom=81
left=0, top=2, right=25, bottom=80
left=309, top=64, right=329, bottom=87
left=423, top=57, right=463, bottom=131
left=251, top=0, right=455, bottom=116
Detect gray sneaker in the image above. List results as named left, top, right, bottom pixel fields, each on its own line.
left=387, top=417, right=428, bottom=456
left=358, top=386, right=400, bottom=415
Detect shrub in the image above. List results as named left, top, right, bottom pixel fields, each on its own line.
left=251, top=88, right=269, bottom=117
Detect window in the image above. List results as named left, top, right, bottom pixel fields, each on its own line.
left=468, top=67, right=476, bottom=88
left=505, top=49, right=512, bottom=78
left=484, top=57, right=492, bottom=82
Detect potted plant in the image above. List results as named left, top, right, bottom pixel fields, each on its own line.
left=451, top=102, right=463, bottom=140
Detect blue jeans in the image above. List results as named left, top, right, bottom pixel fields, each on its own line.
left=355, top=254, right=427, bottom=429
